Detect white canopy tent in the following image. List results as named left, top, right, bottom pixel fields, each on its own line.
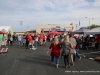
left=0, top=26, right=14, bottom=35
left=71, top=28, right=90, bottom=34
left=84, top=27, right=100, bottom=34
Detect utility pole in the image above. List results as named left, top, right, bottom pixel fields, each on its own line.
left=85, top=17, right=94, bottom=29
left=27, top=26, right=29, bottom=30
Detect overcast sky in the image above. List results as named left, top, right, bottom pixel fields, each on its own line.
left=0, top=0, right=100, bottom=32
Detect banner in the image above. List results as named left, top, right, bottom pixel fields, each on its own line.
left=0, top=34, right=3, bottom=41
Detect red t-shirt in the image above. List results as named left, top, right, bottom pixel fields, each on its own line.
left=39, top=35, right=44, bottom=40
left=27, top=35, right=32, bottom=42
left=49, top=35, right=53, bottom=38
left=49, top=43, right=61, bottom=57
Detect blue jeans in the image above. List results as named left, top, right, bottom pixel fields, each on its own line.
left=74, top=49, right=80, bottom=60
left=51, top=56, right=59, bottom=64
left=18, top=41, right=21, bottom=46
left=35, top=41, right=38, bottom=48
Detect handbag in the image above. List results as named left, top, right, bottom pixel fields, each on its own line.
left=61, top=49, right=69, bottom=56
left=70, top=49, right=76, bottom=54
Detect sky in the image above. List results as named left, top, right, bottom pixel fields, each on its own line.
left=0, top=0, right=100, bottom=32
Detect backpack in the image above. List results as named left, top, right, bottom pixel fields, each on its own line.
left=61, top=42, right=71, bottom=55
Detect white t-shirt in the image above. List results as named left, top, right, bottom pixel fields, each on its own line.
left=55, top=35, right=58, bottom=38
left=35, top=37, right=38, bottom=41
left=10, top=37, right=13, bottom=41
left=45, top=36, right=47, bottom=40
left=18, top=36, right=22, bottom=41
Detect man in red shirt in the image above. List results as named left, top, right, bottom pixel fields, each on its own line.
left=27, top=34, right=33, bottom=49
left=38, top=34, right=44, bottom=46
left=49, top=34, right=53, bottom=42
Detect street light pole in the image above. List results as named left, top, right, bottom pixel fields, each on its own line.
left=89, top=18, right=90, bottom=29
left=85, top=17, right=94, bottom=29
left=27, top=26, right=29, bottom=30
left=19, top=21, right=23, bottom=32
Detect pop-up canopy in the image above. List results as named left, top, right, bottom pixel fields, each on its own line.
left=84, top=27, right=100, bottom=34
left=72, top=28, right=90, bottom=34
left=0, top=31, right=7, bottom=34
left=49, top=31, right=61, bottom=35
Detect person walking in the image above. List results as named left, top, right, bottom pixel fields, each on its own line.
left=61, top=37, right=71, bottom=68
left=74, top=35, right=81, bottom=60
left=34, top=35, right=39, bottom=50
left=49, top=34, right=53, bottom=42
left=27, top=34, right=33, bottom=49
left=47, top=38, right=61, bottom=68
left=22, top=35, right=26, bottom=46
left=38, top=34, right=44, bottom=46
left=43, top=35, right=47, bottom=45
left=10, top=36, right=13, bottom=45
left=69, top=34, right=77, bottom=66
left=25, top=35, right=29, bottom=49
left=18, top=34, right=22, bottom=47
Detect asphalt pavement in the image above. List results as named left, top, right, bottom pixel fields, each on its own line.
left=0, top=42, right=100, bottom=75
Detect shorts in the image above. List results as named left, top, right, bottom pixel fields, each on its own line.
left=40, top=39, right=43, bottom=44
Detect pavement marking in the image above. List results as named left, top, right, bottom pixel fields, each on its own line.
left=79, top=51, right=100, bottom=59
left=88, top=58, right=94, bottom=60
left=79, top=51, right=100, bottom=55
left=9, top=47, right=20, bottom=75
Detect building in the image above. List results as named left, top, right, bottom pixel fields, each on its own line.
left=36, top=24, right=75, bottom=34
left=0, top=26, right=14, bottom=35
left=26, top=29, right=36, bottom=33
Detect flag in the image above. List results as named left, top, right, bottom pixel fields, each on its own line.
left=70, top=22, right=74, bottom=30
left=79, top=21, right=80, bottom=26
left=72, top=26, right=74, bottom=30
left=70, top=22, right=73, bottom=26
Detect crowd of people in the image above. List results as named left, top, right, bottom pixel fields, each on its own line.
left=0, top=32, right=100, bottom=69
left=82, top=34, right=100, bottom=50
left=47, top=33, right=82, bottom=68
left=47, top=33, right=100, bottom=68
left=6, top=33, right=47, bottom=50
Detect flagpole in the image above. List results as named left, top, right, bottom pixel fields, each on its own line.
left=70, top=22, right=73, bottom=31
left=75, top=24, right=78, bottom=30
left=79, top=21, right=80, bottom=26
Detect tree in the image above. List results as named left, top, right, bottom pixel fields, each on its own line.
left=87, top=24, right=100, bottom=29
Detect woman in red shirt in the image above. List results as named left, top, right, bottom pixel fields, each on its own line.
left=47, top=38, right=61, bottom=68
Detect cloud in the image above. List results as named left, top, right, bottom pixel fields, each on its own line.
left=0, top=0, right=100, bottom=32
left=93, top=0, right=100, bottom=6
left=0, top=0, right=91, bottom=11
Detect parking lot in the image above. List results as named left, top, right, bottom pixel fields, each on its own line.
left=0, top=42, right=100, bottom=75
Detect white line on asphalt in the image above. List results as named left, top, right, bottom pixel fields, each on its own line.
left=79, top=51, right=100, bottom=55
left=88, top=58, right=94, bottom=60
